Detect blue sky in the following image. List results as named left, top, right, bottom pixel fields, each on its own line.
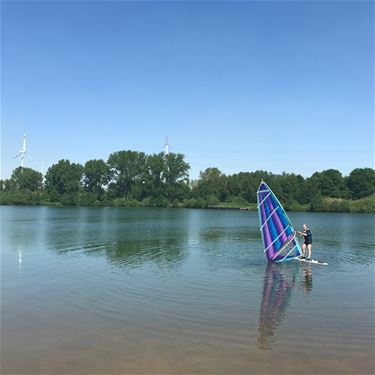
left=1, top=1, right=374, bottom=180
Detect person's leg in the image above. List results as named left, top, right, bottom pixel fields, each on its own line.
left=302, top=243, right=306, bottom=258
left=307, top=244, right=312, bottom=259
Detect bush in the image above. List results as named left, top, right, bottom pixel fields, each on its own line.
left=171, top=199, right=181, bottom=208
left=140, top=197, right=152, bottom=207
left=149, top=197, right=170, bottom=207
left=206, top=194, right=220, bottom=206
left=284, top=199, right=308, bottom=212
left=59, top=193, right=80, bottom=206
left=326, top=199, right=350, bottom=212
left=182, top=198, right=206, bottom=208
left=0, top=191, right=41, bottom=205
left=349, top=194, right=375, bottom=213
left=228, top=196, right=249, bottom=206
left=113, top=198, right=140, bottom=207
left=79, top=192, right=98, bottom=206
left=310, top=193, right=326, bottom=212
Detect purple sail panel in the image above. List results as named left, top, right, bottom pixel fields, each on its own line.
left=257, top=181, right=301, bottom=262
left=260, top=199, right=272, bottom=254
left=266, top=196, right=288, bottom=245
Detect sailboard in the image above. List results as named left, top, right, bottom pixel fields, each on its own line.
left=298, top=258, right=328, bottom=266
left=257, top=181, right=302, bottom=263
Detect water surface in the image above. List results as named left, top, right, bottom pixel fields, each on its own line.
left=1, top=207, right=374, bottom=374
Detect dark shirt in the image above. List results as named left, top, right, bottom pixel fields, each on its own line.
left=304, top=229, right=312, bottom=243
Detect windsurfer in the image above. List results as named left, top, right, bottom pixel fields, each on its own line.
left=298, top=224, right=312, bottom=260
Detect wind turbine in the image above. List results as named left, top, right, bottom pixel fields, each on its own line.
left=164, top=136, right=170, bottom=156
left=13, top=133, right=27, bottom=167
left=41, top=161, right=46, bottom=182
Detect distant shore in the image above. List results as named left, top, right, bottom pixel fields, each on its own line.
left=1, top=193, right=374, bottom=213
left=2, top=162, right=374, bottom=214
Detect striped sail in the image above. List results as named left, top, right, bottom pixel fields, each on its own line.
left=257, top=181, right=301, bottom=262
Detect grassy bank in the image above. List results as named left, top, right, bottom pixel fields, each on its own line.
left=1, top=191, right=374, bottom=213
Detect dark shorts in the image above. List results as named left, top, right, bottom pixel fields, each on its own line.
left=304, top=240, right=312, bottom=245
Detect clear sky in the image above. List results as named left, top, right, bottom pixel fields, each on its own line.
left=1, top=1, right=374, bottom=180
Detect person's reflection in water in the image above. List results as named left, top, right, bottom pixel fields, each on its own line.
left=302, top=266, right=313, bottom=295
left=257, top=263, right=297, bottom=350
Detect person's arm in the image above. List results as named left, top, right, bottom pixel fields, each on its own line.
left=298, top=231, right=307, bottom=236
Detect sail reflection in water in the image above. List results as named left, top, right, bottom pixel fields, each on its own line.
left=258, top=264, right=295, bottom=350
left=257, top=263, right=315, bottom=349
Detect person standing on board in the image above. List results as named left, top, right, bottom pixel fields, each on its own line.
left=298, top=224, right=312, bottom=260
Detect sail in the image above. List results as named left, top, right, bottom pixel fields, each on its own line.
left=257, top=181, right=301, bottom=262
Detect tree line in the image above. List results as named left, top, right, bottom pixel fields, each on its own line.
left=1, top=150, right=374, bottom=213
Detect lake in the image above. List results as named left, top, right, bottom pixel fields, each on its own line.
left=1, top=206, right=374, bottom=374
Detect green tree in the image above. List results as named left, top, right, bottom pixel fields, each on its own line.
left=145, top=153, right=165, bottom=198
left=163, top=153, right=190, bottom=200
left=346, top=168, right=375, bottom=199
left=275, top=173, right=305, bottom=205
left=45, top=160, right=83, bottom=204
left=227, top=170, right=270, bottom=203
left=300, top=176, right=320, bottom=205
left=10, top=167, right=43, bottom=192
left=310, top=169, right=348, bottom=198
left=83, top=159, right=110, bottom=197
left=108, top=150, right=147, bottom=199
left=310, top=192, right=325, bottom=212
left=163, top=153, right=190, bottom=184
left=194, top=167, right=228, bottom=202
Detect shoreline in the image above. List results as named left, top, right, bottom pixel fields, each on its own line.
left=1, top=201, right=374, bottom=214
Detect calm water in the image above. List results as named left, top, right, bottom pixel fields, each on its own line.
left=1, top=206, right=374, bottom=374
